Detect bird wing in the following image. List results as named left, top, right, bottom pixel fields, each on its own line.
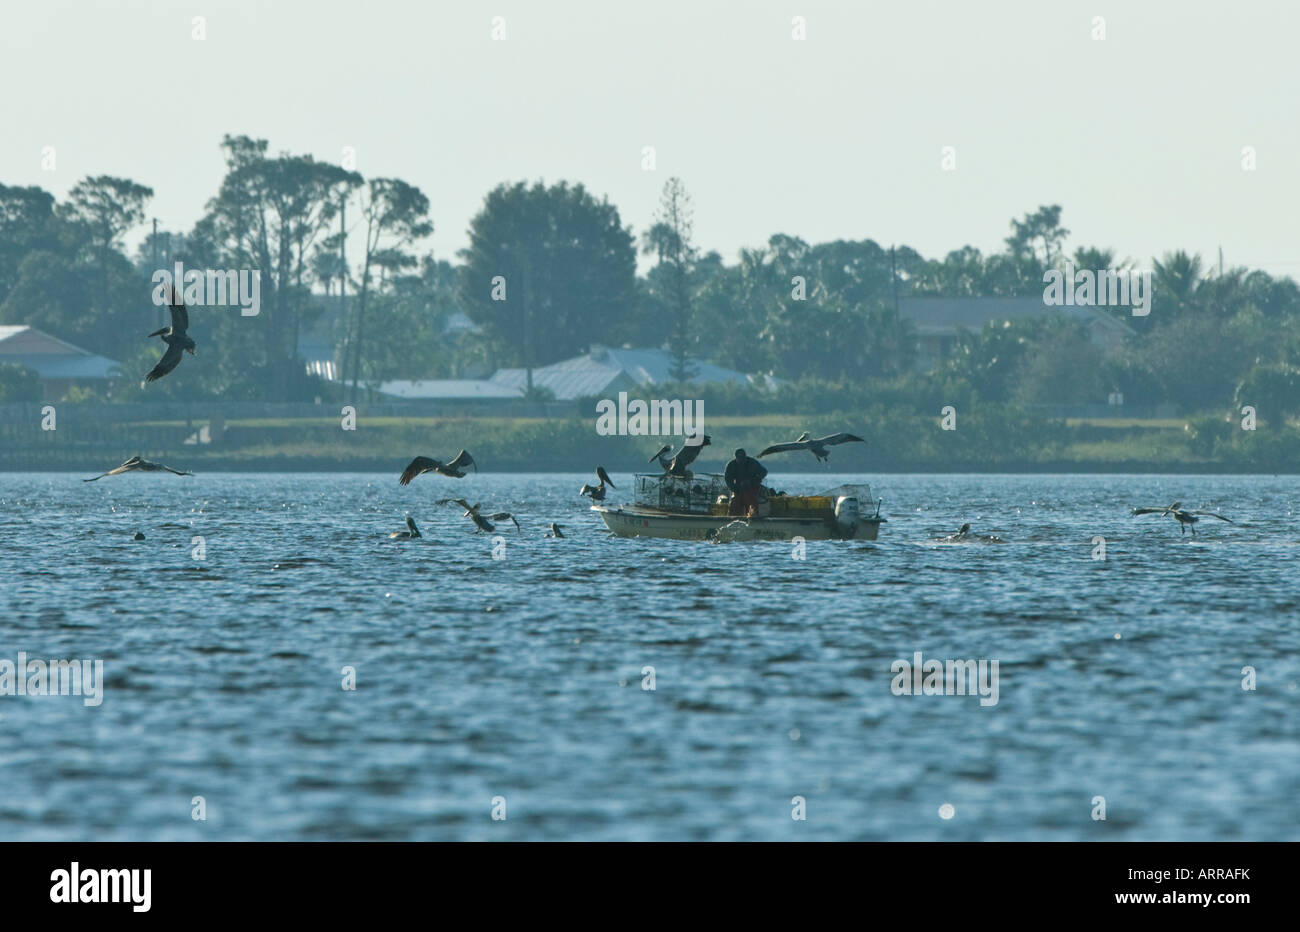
left=446, top=449, right=476, bottom=473
left=163, top=464, right=193, bottom=476
left=399, top=456, right=440, bottom=485
left=648, top=445, right=672, bottom=464
left=596, top=465, right=615, bottom=488
left=757, top=442, right=807, bottom=457
left=816, top=432, right=866, bottom=446
left=83, top=456, right=144, bottom=481
left=168, top=288, right=190, bottom=336
left=1187, top=511, right=1233, bottom=522
left=1131, top=507, right=1167, bottom=516
left=488, top=512, right=520, bottom=530
left=143, top=342, right=184, bottom=384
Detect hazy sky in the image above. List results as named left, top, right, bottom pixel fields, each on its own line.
left=3, top=0, right=1298, bottom=277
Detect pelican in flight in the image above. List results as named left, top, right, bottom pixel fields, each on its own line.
left=142, top=287, right=196, bottom=386
left=758, top=432, right=865, bottom=462
left=936, top=522, right=1004, bottom=543
left=579, top=466, right=616, bottom=501
left=648, top=433, right=712, bottom=477
left=399, top=449, right=476, bottom=484
left=389, top=516, right=422, bottom=540
left=1132, top=502, right=1232, bottom=536
left=546, top=522, right=565, bottom=538
left=438, top=498, right=520, bottom=533
left=84, top=455, right=193, bottom=481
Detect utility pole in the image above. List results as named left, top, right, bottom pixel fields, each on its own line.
left=890, top=245, right=899, bottom=312
left=338, top=195, right=348, bottom=390
left=152, top=218, right=160, bottom=331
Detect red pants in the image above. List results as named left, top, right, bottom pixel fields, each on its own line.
left=729, top=486, right=759, bottom=516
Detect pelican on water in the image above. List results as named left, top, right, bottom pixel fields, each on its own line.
left=546, top=522, right=565, bottom=538
left=389, top=516, right=421, bottom=540
left=648, top=433, right=712, bottom=477
left=142, top=287, right=196, bottom=386
left=936, top=523, right=1004, bottom=543
left=399, top=449, right=476, bottom=484
left=758, top=432, right=865, bottom=462
left=438, top=498, right=520, bottom=533
left=579, top=466, right=616, bottom=501
left=84, top=455, right=193, bottom=481
left=1132, top=502, right=1233, bottom=536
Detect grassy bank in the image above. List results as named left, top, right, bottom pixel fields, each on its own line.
left=6, top=408, right=1298, bottom=473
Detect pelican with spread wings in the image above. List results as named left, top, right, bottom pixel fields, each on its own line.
left=437, top=498, right=520, bottom=533
left=84, top=455, right=193, bottom=481
left=399, top=450, right=476, bottom=484
left=142, top=288, right=196, bottom=386
left=647, top=433, right=711, bottom=477
left=757, top=432, right=865, bottom=463
left=1131, top=501, right=1233, bottom=536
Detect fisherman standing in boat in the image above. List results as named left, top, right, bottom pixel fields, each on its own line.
left=724, top=448, right=767, bottom=517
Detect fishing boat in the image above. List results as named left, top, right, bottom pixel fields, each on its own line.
left=592, top=473, right=885, bottom=541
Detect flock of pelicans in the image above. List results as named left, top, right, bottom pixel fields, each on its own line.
left=82, top=449, right=1236, bottom=542
left=100, top=301, right=1241, bottom=542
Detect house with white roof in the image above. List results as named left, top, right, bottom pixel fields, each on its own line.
left=372, top=346, right=764, bottom=402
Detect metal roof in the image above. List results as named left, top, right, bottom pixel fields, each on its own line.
left=0, top=326, right=121, bottom=379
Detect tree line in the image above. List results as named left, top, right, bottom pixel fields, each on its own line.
left=3, top=137, right=1300, bottom=424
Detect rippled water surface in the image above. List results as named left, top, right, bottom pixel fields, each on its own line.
left=1, top=472, right=1297, bottom=840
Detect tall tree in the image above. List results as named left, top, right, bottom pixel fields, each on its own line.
left=341, top=178, right=433, bottom=401
left=642, top=177, right=698, bottom=380
left=459, top=180, right=635, bottom=370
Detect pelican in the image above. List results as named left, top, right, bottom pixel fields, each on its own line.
left=546, top=522, right=565, bottom=538
left=84, top=455, right=193, bottom=481
left=142, top=287, right=196, bottom=386
left=389, top=516, right=421, bottom=540
left=579, top=466, right=616, bottom=501
left=758, top=432, right=865, bottom=462
left=438, top=498, right=519, bottom=533
left=132, top=531, right=145, bottom=541
left=399, top=449, right=476, bottom=484
left=1132, top=502, right=1232, bottom=536
left=936, top=523, right=1004, bottom=543
left=648, top=433, right=712, bottom=477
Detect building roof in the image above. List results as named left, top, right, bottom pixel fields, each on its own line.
left=898, top=296, right=1136, bottom=337
left=0, top=326, right=121, bottom=379
left=376, top=379, right=524, bottom=400
left=490, top=346, right=755, bottom=400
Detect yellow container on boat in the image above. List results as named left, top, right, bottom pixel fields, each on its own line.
left=769, top=495, right=833, bottom=517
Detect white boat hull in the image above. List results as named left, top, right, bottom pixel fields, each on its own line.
left=592, top=505, right=883, bottom=542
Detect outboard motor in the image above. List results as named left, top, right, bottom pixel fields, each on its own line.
left=833, top=496, right=861, bottom=539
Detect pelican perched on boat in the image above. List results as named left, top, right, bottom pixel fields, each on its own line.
left=84, top=455, right=193, bottom=481
left=1132, top=502, right=1232, bottom=536
left=438, top=498, right=519, bottom=533
left=579, top=466, right=616, bottom=501
left=142, top=287, right=196, bottom=386
left=758, top=431, right=865, bottom=462
left=389, top=516, right=421, bottom=540
left=399, top=449, right=476, bottom=484
left=648, top=433, right=712, bottom=477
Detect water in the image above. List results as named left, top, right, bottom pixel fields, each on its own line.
left=1, top=472, right=1297, bottom=840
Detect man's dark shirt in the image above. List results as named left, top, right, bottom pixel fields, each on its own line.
left=724, top=456, right=768, bottom=492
